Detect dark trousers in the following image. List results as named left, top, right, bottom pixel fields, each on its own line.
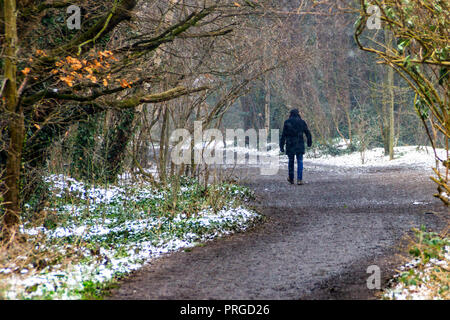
left=288, top=153, right=303, bottom=181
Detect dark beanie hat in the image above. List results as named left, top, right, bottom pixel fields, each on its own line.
left=289, top=109, right=300, bottom=117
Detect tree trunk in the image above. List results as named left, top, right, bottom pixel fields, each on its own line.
left=2, top=0, right=23, bottom=241
left=102, top=110, right=135, bottom=183
left=264, top=75, right=270, bottom=136
left=388, top=67, right=395, bottom=160
left=158, top=105, right=169, bottom=183
left=385, top=29, right=395, bottom=160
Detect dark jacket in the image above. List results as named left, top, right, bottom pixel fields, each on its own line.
left=280, top=113, right=312, bottom=155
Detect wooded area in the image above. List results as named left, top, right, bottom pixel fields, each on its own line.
left=0, top=0, right=449, bottom=302
left=0, top=0, right=448, bottom=245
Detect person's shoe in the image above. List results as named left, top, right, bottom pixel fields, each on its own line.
left=297, top=180, right=304, bottom=185
left=287, top=178, right=294, bottom=184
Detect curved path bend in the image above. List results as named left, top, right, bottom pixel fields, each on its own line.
left=109, top=162, right=447, bottom=299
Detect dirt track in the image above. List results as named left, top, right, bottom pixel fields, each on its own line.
left=108, top=162, right=448, bottom=300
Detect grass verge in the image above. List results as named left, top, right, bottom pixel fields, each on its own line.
left=382, top=226, right=449, bottom=300
left=0, top=175, right=261, bottom=299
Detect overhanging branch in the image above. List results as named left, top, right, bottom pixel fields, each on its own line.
left=109, top=86, right=210, bottom=109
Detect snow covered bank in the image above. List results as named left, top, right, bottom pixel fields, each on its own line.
left=0, top=175, right=261, bottom=300
left=382, top=231, right=449, bottom=300
left=301, top=144, right=449, bottom=300
left=304, top=146, right=447, bottom=170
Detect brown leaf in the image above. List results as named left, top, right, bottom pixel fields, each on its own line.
left=21, top=67, right=31, bottom=75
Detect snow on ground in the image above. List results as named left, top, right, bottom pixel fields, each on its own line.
left=185, top=140, right=447, bottom=173
left=0, top=175, right=260, bottom=300
left=302, top=145, right=449, bottom=300
left=382, top=244, right=449, bottom=300
left=302, top=145, right=449, bottom=204
left=304, top=146, right=447, bottom=170
left=2, top=144, right=448, bottom=300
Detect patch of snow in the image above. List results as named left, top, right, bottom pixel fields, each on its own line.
left=2, top=176, right=260, bottom=300
left=303, top=146, right=447, bottom=171
left=383, top=245, right=449, bottom=300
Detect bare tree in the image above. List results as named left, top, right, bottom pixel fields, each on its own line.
left=354, top=0, right=449, bottom=206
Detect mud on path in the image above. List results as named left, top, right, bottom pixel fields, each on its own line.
left=108, top=162, right=448, bottom=300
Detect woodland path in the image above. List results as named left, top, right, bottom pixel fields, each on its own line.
left=109, top=162, right=447, bottom=299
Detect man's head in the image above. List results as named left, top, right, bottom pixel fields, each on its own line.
left=289, top=108, right=300, bottom=118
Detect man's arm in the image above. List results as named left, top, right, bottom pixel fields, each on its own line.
left=280, top=122, right=287, bottom=152
left=304, top=122, right=312, bottom=147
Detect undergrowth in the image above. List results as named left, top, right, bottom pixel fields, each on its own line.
left=0, top=174, right=260, bottom=300
left=383, top=226, right=449, bottom=300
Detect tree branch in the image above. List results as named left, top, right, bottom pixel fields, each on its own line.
left=52, top=0, right=138, bottom=56
left=109, top=86, right=209, bottom=109
left=118, top=6, right=217, bottom=53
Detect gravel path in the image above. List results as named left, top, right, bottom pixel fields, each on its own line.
left=108, top=162, right=447, bottom=299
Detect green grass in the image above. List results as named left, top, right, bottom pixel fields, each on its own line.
left=0, top=175, right=260, bottom=300
left=383, top=226, right=449, bottom=300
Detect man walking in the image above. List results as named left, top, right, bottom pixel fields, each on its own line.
left=280, top=109, right=312, bottom=185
